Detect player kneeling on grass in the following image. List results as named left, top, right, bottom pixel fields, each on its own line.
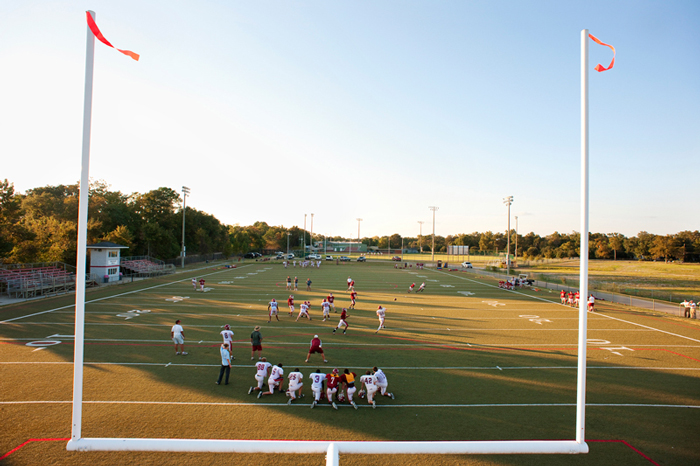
left=309, top=369, right=325, bottom=408
left=258, top=363, right=284, bottom=398
left=373, top=366, right=395, bottom=399
left=360, top=370, right=379, bottom=409
left=326, top=368, right=341, bottom=410
left=286, top=368, right=304, bottom=404
left=249, top=357, right=272, bottom=395
left=341, top=369, right=359, bottom=410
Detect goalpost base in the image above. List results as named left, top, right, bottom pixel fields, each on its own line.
left=66, top=438, right=588, bottom=455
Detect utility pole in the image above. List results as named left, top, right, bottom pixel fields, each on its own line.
left=310, top=213, right=314, bottom=251
left=428, top=206, right=439, bottom=262
left=503, top=196, right=514, bottom=276
left=417, top=221, right=424, bottom=253
left=180, top=186, right=190, bottom=268
left=303, top=214, right=307, bottom=256
left=515, top=216, right=519, bottom=264
left=356, top=218, right=362, bottom=255
left=286, top=232, right=291, bottom=258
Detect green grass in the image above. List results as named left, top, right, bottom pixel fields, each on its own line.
left=1, top=261, right=699, bottom=465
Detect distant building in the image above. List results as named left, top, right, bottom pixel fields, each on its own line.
left=87, top=241, right=128, bottom=282
left=315, top=241, right=367, bottom=253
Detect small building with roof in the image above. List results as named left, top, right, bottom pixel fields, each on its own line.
left=87, top=241, right=129, bottom=283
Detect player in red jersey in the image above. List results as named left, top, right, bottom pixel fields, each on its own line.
left=333, top=308, right=349, bottom=335
left=567, top=291, right=575, bottom=307
left=325, top=368, right=341, bottom=410
left=349, top=289, right=358, bottom=309
left=287, top=295, right=295, bottom=316
left=560, top=290, right=566, bottom=304
left=199, top=278, right=205, bottom=292
left=408, top=282, right=415, bottom=293
left=327, top=292, right=336, bottom=312
left=305, top=335, right=327, bottom=363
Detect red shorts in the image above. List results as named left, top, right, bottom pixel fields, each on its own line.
left=309, top=346, right=324, bottom=354
left=251, top=344, right=262, bottom=351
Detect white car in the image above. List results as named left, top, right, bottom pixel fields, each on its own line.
left=325, top=255, right=334, bottom=261
left=306, top=254, right=322, bottom=260
left=461, top=261, right=473, bottom=269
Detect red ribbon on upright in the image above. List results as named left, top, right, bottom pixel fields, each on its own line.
left=588, top=34, right=614, bottom=72
left=86, top=12, right=140, bottom=61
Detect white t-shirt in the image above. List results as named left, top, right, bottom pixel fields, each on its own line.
left=374, top=369, right=387, bottom=385
left=171, top=324, right=184, bottom=337
left=376, top=308, right=386, bottom=318
left=288, top=371, right=303, bottom=386
left=221, top=330, right=234, bottom=343
left=588, top=296, right=595, bottom=304
left=322, top=302, right=330, bottom=312
left=300, top=304, right=308, bottom=314
left=309, top=372, right=325, bottom=389
left=270, top=365, right=284, bottom=381
left=256, top=361, right=272, bottom=377
left=360, top=374, right=377, bottom=387
left=269, top=301, right=278, bottom=310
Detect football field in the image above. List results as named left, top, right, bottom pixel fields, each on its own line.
left=1, top=261, right=699, bottom=465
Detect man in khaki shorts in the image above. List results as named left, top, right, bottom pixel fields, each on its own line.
left=171, top=319, right=187, bottom=355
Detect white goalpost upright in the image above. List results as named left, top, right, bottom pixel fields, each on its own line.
left=67, top=21, right=594, bottom=464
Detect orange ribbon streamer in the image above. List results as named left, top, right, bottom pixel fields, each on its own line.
left=86, top=12, right=140, bottom=61
left=588, top=34, right=614, bottom=72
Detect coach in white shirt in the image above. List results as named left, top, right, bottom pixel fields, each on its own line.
left=171, top=319, right=187, bottom=355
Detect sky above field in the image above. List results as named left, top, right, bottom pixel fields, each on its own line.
left=1, top=1, right=698, bottom=239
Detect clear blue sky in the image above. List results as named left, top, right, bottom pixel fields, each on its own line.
left=1, top=1, right=698, bottom=239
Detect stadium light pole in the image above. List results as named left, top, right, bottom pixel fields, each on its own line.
left=503, top=196, right=513, bottom=276
left=515, top=216, right=518, bottom=264
left=310, top=213, right=314, bottom=252
left=286, top=232, right=290, bottom=258
left=303, top=214, right=307, bottom=256
left=356, top=218, right=362, bottom=255
left=417, top=221, right=424, bottom=253
left=180, top=186, right=190, bottom=268
left=429, top=207, right=439, bottom=262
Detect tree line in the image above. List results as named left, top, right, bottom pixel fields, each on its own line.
left=1, top=179, right=698, bottom=265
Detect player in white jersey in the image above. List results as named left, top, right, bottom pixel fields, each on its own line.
left=296, top=301, right=312, bottom=321
left=416, top=282, right=425, bottom=293
left=360, top=371, right=379, bottom=408
left=286, top=368, right=304, bottom=404
left=321, top=299, right=331, bottom=321
left=248, top=357, right=272, bottom=395
left=267, top=299, right=280, bottom=322
left=372, top=366, right=394, bottom=399
left=375, top=306, right=386, bottom=333
left=309, top=369, right=325, bottom=408
left=191, top=278, right=197, bottom=290
left=258, top=363, right=284, bottom=398
left=220, top=324, right=234, bottom=358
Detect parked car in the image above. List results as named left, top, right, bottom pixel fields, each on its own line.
left=461, top=261, right=473, bottom=269
left=306, top=254, right=322, bottom=260
left=391, top=256, right=401, bottom=261
left=243, top=252, right=256, bottom=259
left=357, top=256, right=366, bottom=262
left=285, top=253, right=295, bottom=259
left=325, top=255, right=334, bottom=261
left=339, top=256, right=351, bottom=261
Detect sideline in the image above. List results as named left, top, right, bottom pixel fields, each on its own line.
left=0, top=264, right=252, bottom=324
left=432, top=269, right=700, bottom=343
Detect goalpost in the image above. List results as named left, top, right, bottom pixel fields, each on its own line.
left=67, top=16, right=595, bottom=464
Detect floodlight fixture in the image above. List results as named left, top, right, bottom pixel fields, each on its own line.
left=503, top=196, right=513, bottom=275
left=181, top=186, right=190, bottom=268
left=428, top=207, right=439, bottom=262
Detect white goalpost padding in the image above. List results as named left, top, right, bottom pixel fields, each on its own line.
left=68, top=16, right=593, bottom=462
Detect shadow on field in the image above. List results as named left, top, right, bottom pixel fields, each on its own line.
left=2, top=262, right=699, bottom=465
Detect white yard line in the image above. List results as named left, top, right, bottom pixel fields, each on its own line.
left=0, top=265, right=252, bottom=324
left=1, top=361, right=698, bottom=371
left=0, top=400, right=697, bottom=409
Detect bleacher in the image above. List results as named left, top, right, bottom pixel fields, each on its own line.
left=120, top=256, right=175, bottom=276
left=0, top=263, right=79, bottom=299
